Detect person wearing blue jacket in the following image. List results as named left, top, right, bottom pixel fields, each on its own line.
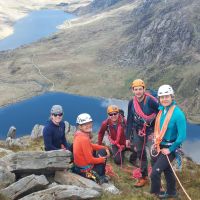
left=43, top=105, right=72, bottom=151
left=150, top=85, right=186, bottom=199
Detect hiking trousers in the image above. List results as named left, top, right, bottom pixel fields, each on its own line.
left=150, top=151, right=176, bottom=195
left=111, top=144, right=125, bottom=165
left=133, top=132, right=153, bottom=178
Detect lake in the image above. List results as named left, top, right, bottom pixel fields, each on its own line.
left=0, top=8, right=199, bottom=164
left=0, top=92, right=200, bottom=164
left=0, top=9, right=74, bottom=51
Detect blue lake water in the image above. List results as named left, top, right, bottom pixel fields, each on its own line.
left=0, top=9, right=74, bottom=51
left=0, top=92, right=200, bottom=164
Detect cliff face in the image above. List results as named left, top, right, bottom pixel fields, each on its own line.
left=89, top=0, right=200, bottom=121
left=112, top=0, right=200, bottom=67
left=76, top=0, right=125, bottom=15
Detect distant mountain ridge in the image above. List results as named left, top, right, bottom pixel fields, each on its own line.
left=76, top=0, right=125, bottom=15
left=118, top=0, right=200, bottom=67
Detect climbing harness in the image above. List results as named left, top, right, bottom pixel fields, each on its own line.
left=151, top=105, right=176, bottom=157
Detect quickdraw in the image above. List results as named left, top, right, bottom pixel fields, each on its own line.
left=85, top=170, right=100, bottom=183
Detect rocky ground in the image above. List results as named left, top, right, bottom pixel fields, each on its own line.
left=0, top=132, right=200, bottom=200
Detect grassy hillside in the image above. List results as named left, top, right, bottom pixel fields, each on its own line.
left=0, top=0, right=199, bottom=122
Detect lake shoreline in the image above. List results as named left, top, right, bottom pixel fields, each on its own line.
left=1, top=90, right=200, bottom=125
left=0, top=0, right=91, bottom=40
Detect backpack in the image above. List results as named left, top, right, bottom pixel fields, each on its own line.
left=146, top=88, right=158, bottom=100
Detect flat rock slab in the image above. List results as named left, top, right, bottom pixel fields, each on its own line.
left=54, top=171, right=102, bottom=192
left=1, top=150, right=72, bottom=175
left=19, top=185, right=101, bottom=200
left=0, top=174, right=49, bottom=200
left=0, top=160, right=16, bottom=189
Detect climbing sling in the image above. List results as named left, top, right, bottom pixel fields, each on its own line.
left=151, top=105, right=176, bottom=157
left=133, top=93, right=157, bottom=137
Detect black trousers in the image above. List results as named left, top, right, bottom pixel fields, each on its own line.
left=93, top=149, right=107, bottom=176
left=131, top=132, right=153, bottom=177
left=150, top=152, right=176, bottom=195
left=111, top=144, right=125, bottom=165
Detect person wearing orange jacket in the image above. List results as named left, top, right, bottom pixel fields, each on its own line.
left=98, top=105, right=126, bottom=165
left=73, top=113, right=110, bottom=184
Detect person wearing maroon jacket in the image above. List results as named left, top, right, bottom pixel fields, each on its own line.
left=98, top=105, right=126, bottom=165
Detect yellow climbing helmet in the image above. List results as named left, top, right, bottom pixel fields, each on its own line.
left=107, top=105, right=119, bottom=114
left=131, top=79, right=146, bottom=88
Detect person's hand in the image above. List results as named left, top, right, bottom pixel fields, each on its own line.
left=126, top=140, right=131, bottom=148
left=105, top=148, right=111, bottom=158
left=161, top=148, right=170, bottom=155
left=99, top=155, right=107, bottom=163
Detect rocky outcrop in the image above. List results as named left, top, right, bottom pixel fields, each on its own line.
left=0, top=160, right=15, bottom=189
left=0, top=174, right=49, bottom=200
left=5, top=136, right=30, bottom=148
left=0, top=147, right=121, bottom=199
left=30, top=124, right=44, bottom=139
left=19, top=185, right=101, bottom=200
left=7, top=126, right=16, bottom=139
left=54, top=171, right=102, bottom=192
left=1, top=150, right=72, bottom=175
left=116, top=0, right=200, bottom=67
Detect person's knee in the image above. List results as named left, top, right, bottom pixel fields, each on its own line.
left=97, top=149, right=107, bottom=157
left=151, top=167, right=161, bottom=180
left=114, top=157, right=121, bottom=165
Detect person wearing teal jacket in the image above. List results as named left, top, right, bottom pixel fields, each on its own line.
left=150, top=85, right=186, bottom=199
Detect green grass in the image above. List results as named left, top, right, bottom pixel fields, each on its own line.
left=1, top=137, right=200, bottom=200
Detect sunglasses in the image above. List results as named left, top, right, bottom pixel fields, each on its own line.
left=109, top=112, right=118, bottom=116
left=52, top=113, right=63, bottom=117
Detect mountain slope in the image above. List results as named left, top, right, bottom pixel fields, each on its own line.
left=0, top=0, right=199, bottom=122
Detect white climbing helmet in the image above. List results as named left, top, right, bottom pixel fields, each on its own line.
left=76, top=113, right=93, bottom=125
left=157, top=85, right=174, bottom=97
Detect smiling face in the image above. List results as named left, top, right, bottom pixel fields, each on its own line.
left=132, top=86, right=145, bottom=101
left=108, top=112, right=119, bottom=123
left=79, top=121, right=93, bottom=133
left=159, top=95, right=173, bottom=107
left=51, top=113, right=63, bottom=125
